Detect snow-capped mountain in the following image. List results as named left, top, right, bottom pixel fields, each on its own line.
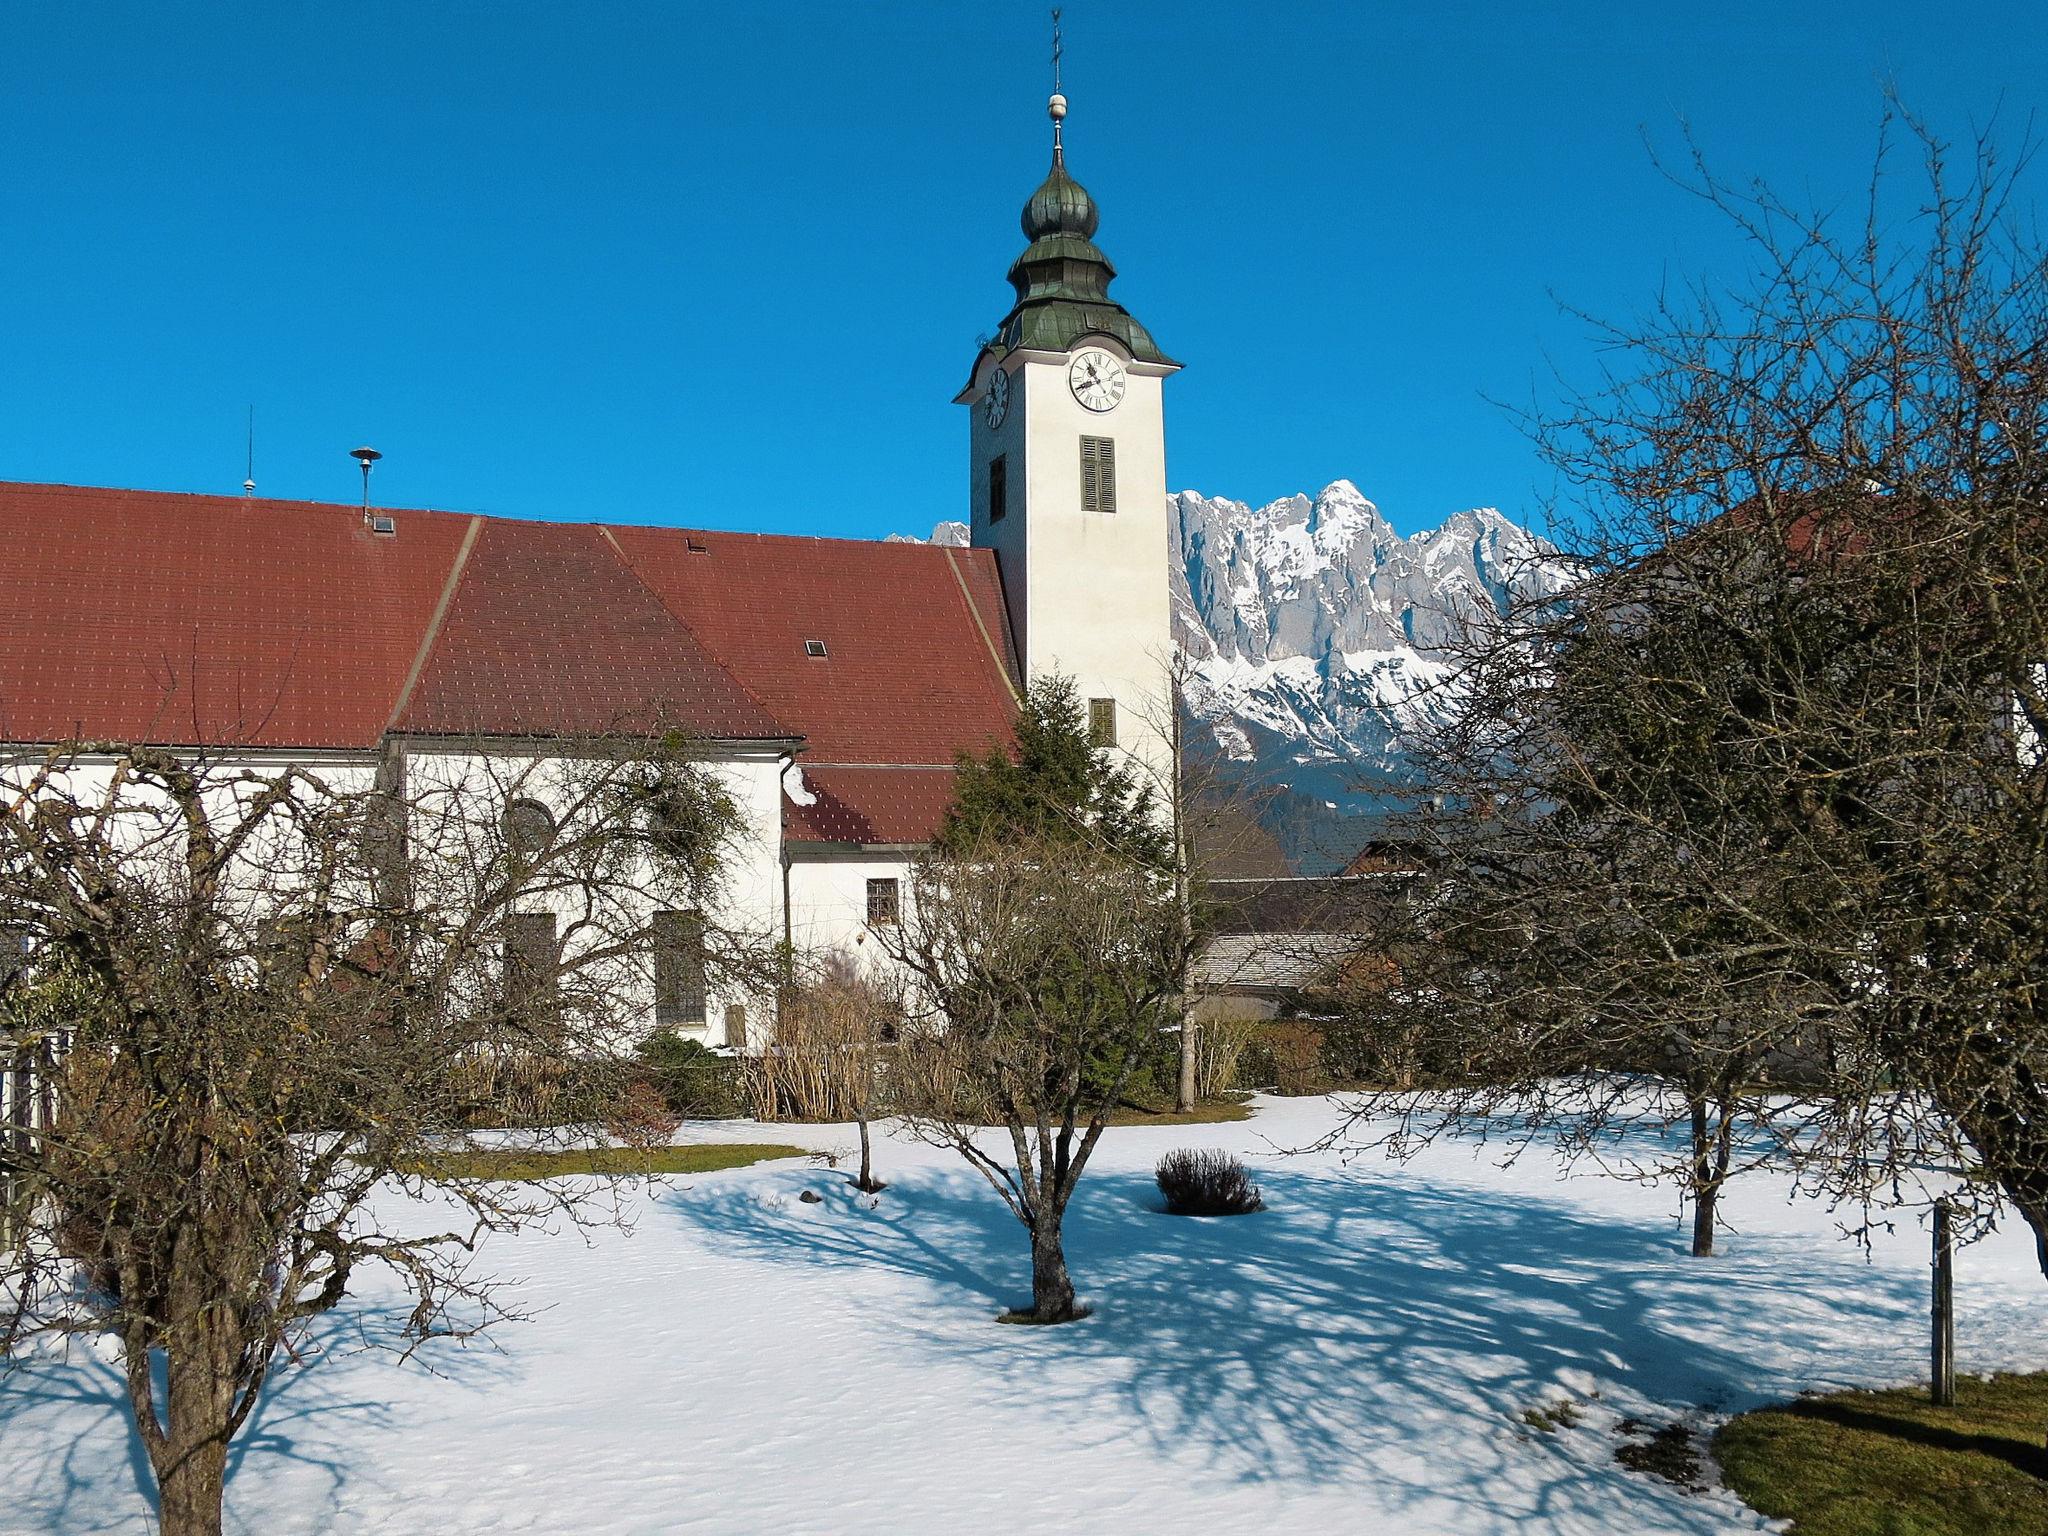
left=1172, top=481, right=1564, bottom=866
left=893, top=481, right=1564, bottom=868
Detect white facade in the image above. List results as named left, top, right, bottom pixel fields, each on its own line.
left=962, top=341, right=1177, bottom=788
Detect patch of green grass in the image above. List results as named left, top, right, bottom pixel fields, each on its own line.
left=1103, top=1095, right=1254, bottom=1127
left=405, top=1143, right=808, bottom=1182
left=1521, top=1399, right=1583, bottom=1433
left=1715, top=1372, right=2048, bottom=1535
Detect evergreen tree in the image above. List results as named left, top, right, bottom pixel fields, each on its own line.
left=936, top=674, right=1168, bottom=866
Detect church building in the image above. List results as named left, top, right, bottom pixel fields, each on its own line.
left=0, top=89, right=1177, bottom=1046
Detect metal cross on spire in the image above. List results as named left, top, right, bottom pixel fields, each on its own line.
left=1048, top=8, right=1068, bottom=163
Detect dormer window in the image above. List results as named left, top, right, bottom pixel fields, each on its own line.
left=804, top=639, right=828, bottom=658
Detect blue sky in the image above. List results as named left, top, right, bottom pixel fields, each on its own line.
left=2, top=3, right=2043, bottom=539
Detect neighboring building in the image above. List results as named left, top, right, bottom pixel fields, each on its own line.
left=0, top=89, right=1175, bottom=1047
left=1193, top=874, right=1410, bottom=1022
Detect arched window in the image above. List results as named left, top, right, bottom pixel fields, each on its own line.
left=503, top=797, right=556, bottom=855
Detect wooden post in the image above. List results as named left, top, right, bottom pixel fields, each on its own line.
left=1932, top=1200, right=1955, bottom=1408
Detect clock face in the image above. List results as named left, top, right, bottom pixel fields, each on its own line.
left=983, top=366, right=1010, bottom=429
left=1069, top=349, right=1127, bottom=413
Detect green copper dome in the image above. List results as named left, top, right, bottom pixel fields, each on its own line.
left=973, top=147, right=1175, bottom=376
left=1022, top=161, right=1099, bottom=241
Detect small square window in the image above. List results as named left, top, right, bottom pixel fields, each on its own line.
left=804, top=639, right=828, bottom=658
left=988, top=454, right=1007, bottom=524
left=866, top=877, right=900, bottom=926
left=1088, top=697, right=1117, bottom=748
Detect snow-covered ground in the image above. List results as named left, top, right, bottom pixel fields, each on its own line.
left=4, top=1095, right=2043, bottom=1535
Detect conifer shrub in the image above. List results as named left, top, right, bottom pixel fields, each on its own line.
left=1155, top=1148, right=1265, bottom=1216
left=634, top=1029, right=743, bottom=1119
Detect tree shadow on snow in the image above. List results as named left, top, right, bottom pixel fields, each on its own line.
left=0, top=1299, right=517, bottom=1535
left=665, top=1156, right=1922, bottom=1530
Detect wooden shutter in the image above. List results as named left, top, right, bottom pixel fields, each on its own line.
left=1080, top=436, right=1117, bottom=513
left=654, top=909, right=707, bottom=1027
left=1089, top=697, right=1117, bottom=747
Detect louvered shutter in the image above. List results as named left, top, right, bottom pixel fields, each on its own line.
left=1080, top=436, right=1117, bottom=513
left=1088, top=697, right=1117, bottom=747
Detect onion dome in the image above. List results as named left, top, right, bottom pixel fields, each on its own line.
left=962, top=88, right=1175, bottom=385
left=1022, top=161, right=1099, bottom=241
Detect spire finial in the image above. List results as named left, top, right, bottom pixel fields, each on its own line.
left=1047, top=8, right=1067, bottom=164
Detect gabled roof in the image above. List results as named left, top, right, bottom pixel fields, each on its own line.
left=0, top=480, right=1020, bottom=844
left=0, top=481, right=472, bottom=749
left=396, top=518, right=786, bottom=742
left=607, top=525, right=1018, bottom=766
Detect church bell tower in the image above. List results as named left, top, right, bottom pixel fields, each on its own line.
left=954, top=38, right=1179, bottom=780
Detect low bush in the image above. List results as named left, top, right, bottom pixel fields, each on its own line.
left=1155, top=1147, right=1265, bottom=1216
left=603, top=1078, right=682, bottom=1148
left=744, top=970, right=895, bottom=1122
left=635, top=1029, right=743, bottom=1119
left=1236, top=1020, right=1328, bottom=1096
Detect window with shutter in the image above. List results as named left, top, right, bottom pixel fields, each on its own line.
left=1080, top=436, right=1117, bottom=513
left=654, top=909, right=707, bottom=1027
left=502, top=912, right=560, bottom=1029
left=1088, top=697, right=1117, bottom=747
left=866, top=877, right=900, bottom=926
left=988, top=454, right=1007, bottom=524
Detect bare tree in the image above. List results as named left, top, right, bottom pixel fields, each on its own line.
left=0, top=731, right=753, bottom=1536
left=1348, top=103, right=2048, bottom=1265
left=1138, top=657, right=1299, bottom=1111
left=882, top=832, right=1186, bottom=1323
left=779, top=951, right=900, bottom=1193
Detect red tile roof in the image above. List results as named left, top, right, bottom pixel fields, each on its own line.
left=0, top=480, right=1016, bottom=845
left=783, top=764, right=969, bottom=846
left=396, top=519, right=786, bottom=741
left=606, top=526, right=1019, bottom=765
left=0, top=482, right=472, bottom=749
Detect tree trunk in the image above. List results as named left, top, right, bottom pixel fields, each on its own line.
left=1170, top=676, right=1197, bottom=1116
left=1688, top=1093, right=1735, bottom=1258
left=1176, top=1015, right=1198, bottom=1114
left=1026, top=1213, right=1079, bottom=1323
left=156, top=1437, right=228, bottom=1536
left=1689, top=1095, right=1718, bottom=1257
left=855, top=1111, right=881, bottom=1194
left=151, top=1340, right=236, bottom=1536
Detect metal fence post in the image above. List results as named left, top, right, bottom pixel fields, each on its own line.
left=1932, top=1199, right=1955, bottom=1408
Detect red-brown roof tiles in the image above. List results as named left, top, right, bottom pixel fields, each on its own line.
left=0, top=480, right=1014, bottom=845
left=0, top=482, right=471, bottom=749
left=783, top=764, right=968, bottom=846
left=606, top=526, right=1019, bottom=765
left=396, top=519, right=787, bottom=742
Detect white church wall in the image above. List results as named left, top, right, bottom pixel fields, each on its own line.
left=1, top=741, right=788, bottom=1056
left=400, top=743, right=787, bottom=1052
left=785, top=852, right=916, bottom=988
